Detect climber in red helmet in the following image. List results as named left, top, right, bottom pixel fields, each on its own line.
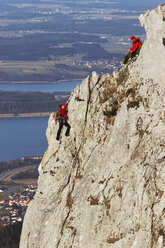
left=56, top=99, right=71, bottom=141
left=123, top=36, right=143, bottom=64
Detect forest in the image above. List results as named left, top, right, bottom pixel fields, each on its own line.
left=0, top=222, right=22, bottom=248
left=0, top=90, right=69, bottom=114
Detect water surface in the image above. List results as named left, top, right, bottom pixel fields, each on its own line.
left=0, top=80, right=81, bottom=93
left=0, top=117, right=49, bottom=162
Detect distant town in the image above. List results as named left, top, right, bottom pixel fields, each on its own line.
left=0, top=156, right=41, bottom=227
left=0, top=184, right=37, bottom=227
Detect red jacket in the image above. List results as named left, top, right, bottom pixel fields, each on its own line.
left=130, top=39, right=139, bottom=52
left=60, top=103, right=68, bottom=119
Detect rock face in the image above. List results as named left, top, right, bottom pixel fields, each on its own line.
left=20, top=4, right=165, bottom=248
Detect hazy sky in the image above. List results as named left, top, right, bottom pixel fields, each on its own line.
left=117, top=0, right=164, bottom=10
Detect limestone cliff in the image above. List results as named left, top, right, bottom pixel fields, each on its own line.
left=20, top=4, right=165, bottom=248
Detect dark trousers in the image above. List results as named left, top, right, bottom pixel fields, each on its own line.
left=123, top=51, right=137, bottom=64
left=56, top=119, right=71, bottom=140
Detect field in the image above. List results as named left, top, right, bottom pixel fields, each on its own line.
left=0, top=60, right=62, bottom=82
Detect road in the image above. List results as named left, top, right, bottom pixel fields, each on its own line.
left=0, top=165, right=38, bottom=181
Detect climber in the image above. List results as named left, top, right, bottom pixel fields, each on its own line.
left=136, top=37, right=143, bottom=55
left=123, top=36, right=142, bottom=64
left=56, top=99, right=71, bottom=141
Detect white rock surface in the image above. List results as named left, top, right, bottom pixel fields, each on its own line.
left=138, top=4, right=165, bottom=84
left=20, top=4, right=165, bottom=248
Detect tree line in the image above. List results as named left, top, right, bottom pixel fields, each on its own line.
left=0, top=91, right=69, bottom=114
left=0, top=157, right=41, bottom=173
left=0, top=222, right=22, bottom=248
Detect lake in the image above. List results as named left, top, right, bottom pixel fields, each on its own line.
left=0, top=80, right=81, bottom=93
left=0, top=117, right=49, bottom=162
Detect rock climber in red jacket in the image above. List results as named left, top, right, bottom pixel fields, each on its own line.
left=123, top=36, right=143, bottom=64
left=56, top=100, right=71, bottom=141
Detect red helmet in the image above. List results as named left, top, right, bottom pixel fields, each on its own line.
left=136, top=37, right=140, bottom=41
left=131, top=36, right=136, bottom=40
left=59, top=104, right=62, bottom=108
